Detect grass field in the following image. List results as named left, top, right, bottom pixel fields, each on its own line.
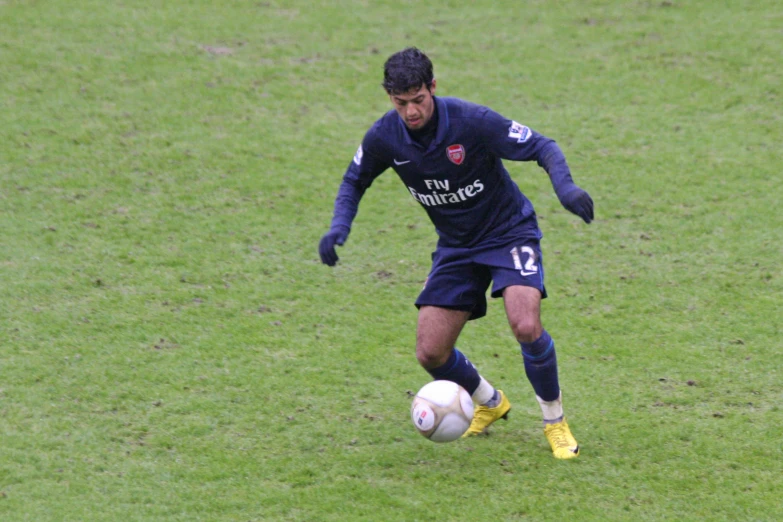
left=2, top=0, right=782, bottom=520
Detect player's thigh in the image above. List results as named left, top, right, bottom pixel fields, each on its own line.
left=416, top=306, right=471, bottom=368
left=473, top=237, right=546, bottom=342
left=502, top=285, right=543, bottom=342
left=483, top=238, right=546, bottom=300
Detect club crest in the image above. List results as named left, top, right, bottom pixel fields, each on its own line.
left=446, top=144, right=465, bottom=165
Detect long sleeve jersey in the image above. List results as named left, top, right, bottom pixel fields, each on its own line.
left=329, top=96, right=576, bottom=248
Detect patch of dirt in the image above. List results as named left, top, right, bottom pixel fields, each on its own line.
left=201, top=45, right=233, bottom=56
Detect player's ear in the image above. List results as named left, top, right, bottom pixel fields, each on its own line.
left=429, top=79, right=437, bottom=95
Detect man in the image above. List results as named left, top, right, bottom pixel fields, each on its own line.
left=318, top=47, right=593, bottom=459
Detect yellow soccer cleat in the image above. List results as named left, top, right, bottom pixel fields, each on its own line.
left=462, top=389, right=511, bottom=437
left=544, top=418, right=580, bottom=459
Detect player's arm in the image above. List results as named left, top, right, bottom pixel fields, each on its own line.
left=319, top=131, right=389, bottom=266
left=479, top=108, right=594, bottom=224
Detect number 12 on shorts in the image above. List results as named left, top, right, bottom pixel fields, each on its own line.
left=510, top=246, right=538, bottom=276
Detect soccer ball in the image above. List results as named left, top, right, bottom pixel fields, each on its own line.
left=410, top=380, right=474, bottom=442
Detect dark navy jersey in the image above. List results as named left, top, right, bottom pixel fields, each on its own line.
left=330, top=96, right=574, bottom=248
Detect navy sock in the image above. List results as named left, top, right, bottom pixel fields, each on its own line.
left=520, top=330, right=560, bottom=402
left=426, top=348, right=481, bottom=395
left=485, top=389, right=500, bottom=407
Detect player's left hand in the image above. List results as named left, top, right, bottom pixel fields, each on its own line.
left=558, top=186, right=594, bottom=224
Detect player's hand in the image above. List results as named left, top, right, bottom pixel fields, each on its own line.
left=558, top=186, right=594, bottom=224
left=318, top=227, right=350, bottom=266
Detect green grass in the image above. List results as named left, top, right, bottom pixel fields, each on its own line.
left=1, top=0, right=782, bottom=520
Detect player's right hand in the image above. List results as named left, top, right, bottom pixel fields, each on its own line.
left=558, top=186, right=594, bottom=224
left=318, top=227, right=350, bottom=266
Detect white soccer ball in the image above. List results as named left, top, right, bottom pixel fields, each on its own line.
left=410, top=380, right=474, bottom=442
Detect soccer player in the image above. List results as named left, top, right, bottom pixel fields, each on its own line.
left=318, top=47, right=593, bottom=459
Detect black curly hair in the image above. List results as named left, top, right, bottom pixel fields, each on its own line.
left=382, top=47, right=434, bottom=95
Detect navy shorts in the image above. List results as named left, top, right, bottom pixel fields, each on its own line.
left=415, top=237, right=546, bottom=320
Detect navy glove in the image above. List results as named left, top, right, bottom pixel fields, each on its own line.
left=558, top=186, right=594, bottom=224
left=318, top=227, right=350, bottom=266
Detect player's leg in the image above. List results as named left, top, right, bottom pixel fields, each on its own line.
left=415, top=305, right=500, bottom=407
left=415, top=305, right=469, bottom=368
left=414, top=248, right=510, bottom=436
left=416, top=306, right=512, bottom=436
left=483, top=239, right=579, bottom=458
left=503, top=285, right=579, bottom=458
left=502, top=285, right=559, bottom=410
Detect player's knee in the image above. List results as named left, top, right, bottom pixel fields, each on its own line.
left=415, top=342, right=451, bottom=369
left=510, top=318, right=542, bottom=343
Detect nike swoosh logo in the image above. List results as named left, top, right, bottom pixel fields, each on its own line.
left=393, top=159, right=411, bottom=165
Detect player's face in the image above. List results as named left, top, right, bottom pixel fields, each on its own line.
left=389, top=80, right=437, bottom=130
